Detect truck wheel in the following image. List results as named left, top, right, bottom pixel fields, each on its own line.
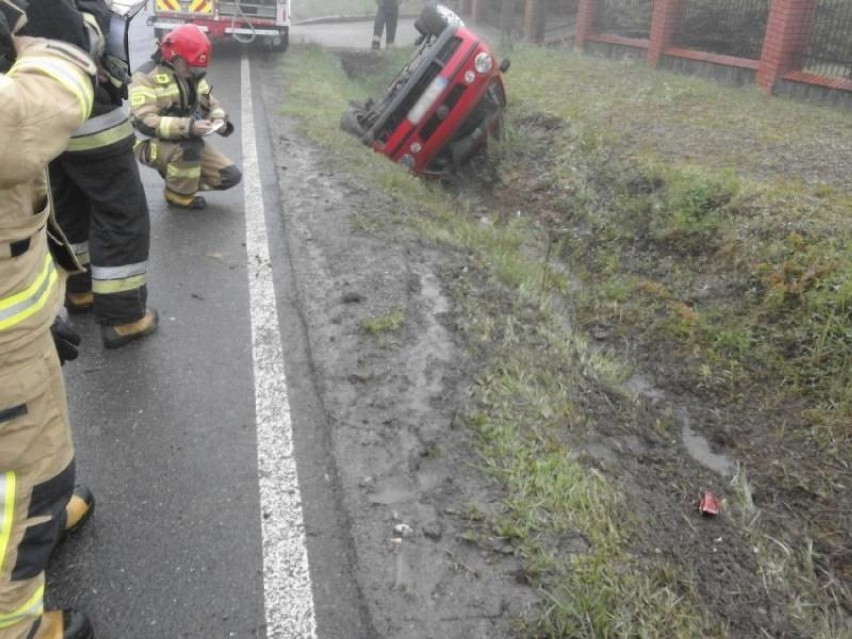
left=272, top=29, right=289, bottom=52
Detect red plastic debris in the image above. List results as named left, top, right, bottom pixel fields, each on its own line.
left=699, top=490, right=721, bottom=516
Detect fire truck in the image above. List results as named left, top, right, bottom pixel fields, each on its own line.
left=147, top=0, right=290, bottom=50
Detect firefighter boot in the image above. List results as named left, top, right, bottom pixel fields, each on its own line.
left=100, top=308, right=159, bottom=349
left=65, top=291, right=94, bottom=314
left=371, top=35, right=381, bottom=49
left=32, top=609, right=94, bottom=639
left=64, top=485, right=95, bottom=536
left=164, top=190, right=207, bottom=210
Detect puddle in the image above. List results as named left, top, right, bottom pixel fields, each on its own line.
left=680, top=415, right=736, bottom=477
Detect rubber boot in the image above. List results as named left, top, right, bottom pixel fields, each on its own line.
left=64, top=485, right=95, bottom=536
left=371, top=35, right=381, bottom=49
left=100, top=308, right=159, bottom=349
left=65, top=291, right=94, bottom=315
left=31, top=609, right=94, bottom=639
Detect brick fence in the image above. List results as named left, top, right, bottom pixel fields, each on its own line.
left=464, top=0, right=851, bottom=105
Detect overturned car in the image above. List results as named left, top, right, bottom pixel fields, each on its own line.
left=341, top=4, right=509, bottom=178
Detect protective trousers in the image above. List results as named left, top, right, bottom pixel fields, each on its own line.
left=373, top=0, right=399, bottom=45
left=0, top=331, right=76, bottom=639
left=50, top=148, right=151, bottom=326
left=134, top=137, right=241, bottom=201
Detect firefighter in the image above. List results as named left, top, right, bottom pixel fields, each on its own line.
left=0, top=0, right=97, bottom=635
left=372, top=0, right=401, bottom=49
left=21, top=0, right=158, bottom=349
left=128, top=24, right=241, bottom=211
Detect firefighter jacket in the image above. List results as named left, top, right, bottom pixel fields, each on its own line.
left=129, top=59, right=230, bottom=140
left=19, top=0, right=132, bottom=156
left=0, top=37, right=95, bottom=354
left=69, top=0, right=135, bottom=156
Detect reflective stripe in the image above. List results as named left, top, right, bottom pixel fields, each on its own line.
left=9, top=58, right=93, bottom=119
left=158, top=116, right=183, bottom=139
left=66, top=119, right=134, bottom=152
left=92, top=274, right=146, bottom=295
left=154, top=86, right=180, bottom=98
left=0, top=472, right=15, bottom=575
left=92, top=261, right=147, bottom=281
left=0, top=584, right=44, bottom=629
left=72, top=107, right=129, bottom=137
left=166, top=165, right=201, bottom=179
left=129, top=87, right=155, bottom=107
left=0, top=255, right=58, bottom=332
left=70, top=241, right=90, bottom=266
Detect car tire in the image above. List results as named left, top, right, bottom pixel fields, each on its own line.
left=340, top=106, right=367, bottom=138
left=414, top=4, right=459, bottom=38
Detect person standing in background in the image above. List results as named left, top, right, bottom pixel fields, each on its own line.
left=372, top=0, right=401, bottom=49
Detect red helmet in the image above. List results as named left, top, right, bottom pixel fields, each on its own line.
left=159, top=24, right=211, bottom=68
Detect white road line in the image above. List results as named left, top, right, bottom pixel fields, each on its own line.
left=241, top=53, right=318, bottom=639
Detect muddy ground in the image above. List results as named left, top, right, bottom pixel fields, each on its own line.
left=256, top=49, right=851, bottom=638
left=258, top=60, right=538, bottom=638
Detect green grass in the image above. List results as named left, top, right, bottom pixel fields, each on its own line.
left=276, top=42, right=852, bottom=637
left=361, top=308, right=405, bottom=334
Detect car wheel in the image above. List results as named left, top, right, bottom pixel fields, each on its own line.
left=414, top=4, right=461, bottom=38
left=340, top=106, right=367, bottom=138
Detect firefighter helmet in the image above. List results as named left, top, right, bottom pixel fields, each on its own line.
left=159, top=24, right=211, bottom=68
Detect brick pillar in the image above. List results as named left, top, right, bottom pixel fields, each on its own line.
left=470, top=0, right=484, bottom=24
left=757, top=0, right=817, bottom=92
left=524, top=0, right=545, bottom=43
left=574, top=0, right=599, bottom=52
left=648, top=0, right=685, bottom=67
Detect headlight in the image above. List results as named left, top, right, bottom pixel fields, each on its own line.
left=474, top=52, right=493, bottom=74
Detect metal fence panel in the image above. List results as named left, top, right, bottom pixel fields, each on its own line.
left=799, top=0, right=852, bottom=79
left=595, top=0, right=653, bottom=38
left=675, top=0, right=769, bottom=59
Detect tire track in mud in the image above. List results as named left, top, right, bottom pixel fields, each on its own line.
left=258, top=57, right=536, bottom=639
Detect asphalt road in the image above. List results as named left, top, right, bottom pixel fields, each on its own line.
left=48, top=9, right=373, bottom=639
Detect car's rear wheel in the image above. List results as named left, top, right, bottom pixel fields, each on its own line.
left=414, top=4, right=461, bottom=38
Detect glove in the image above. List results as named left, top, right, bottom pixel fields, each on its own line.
left=218, top=119, right=234, bottom=137
left=51, top=312, right=81, bottom=365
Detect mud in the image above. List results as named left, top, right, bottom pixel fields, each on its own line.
left=257, top=58, right=536, bottom=638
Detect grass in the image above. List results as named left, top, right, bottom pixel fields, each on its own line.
left=276, top=41, right=852, bottom=637
left=361, top=308, right=405, bottom=334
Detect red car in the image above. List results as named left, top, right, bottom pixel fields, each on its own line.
left=341, top=5, right=509, bottom=178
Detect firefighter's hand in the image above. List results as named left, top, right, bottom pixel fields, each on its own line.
left=51, top=312, right=81, bottom=365
left=190, top=119, right=216, bottom=137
